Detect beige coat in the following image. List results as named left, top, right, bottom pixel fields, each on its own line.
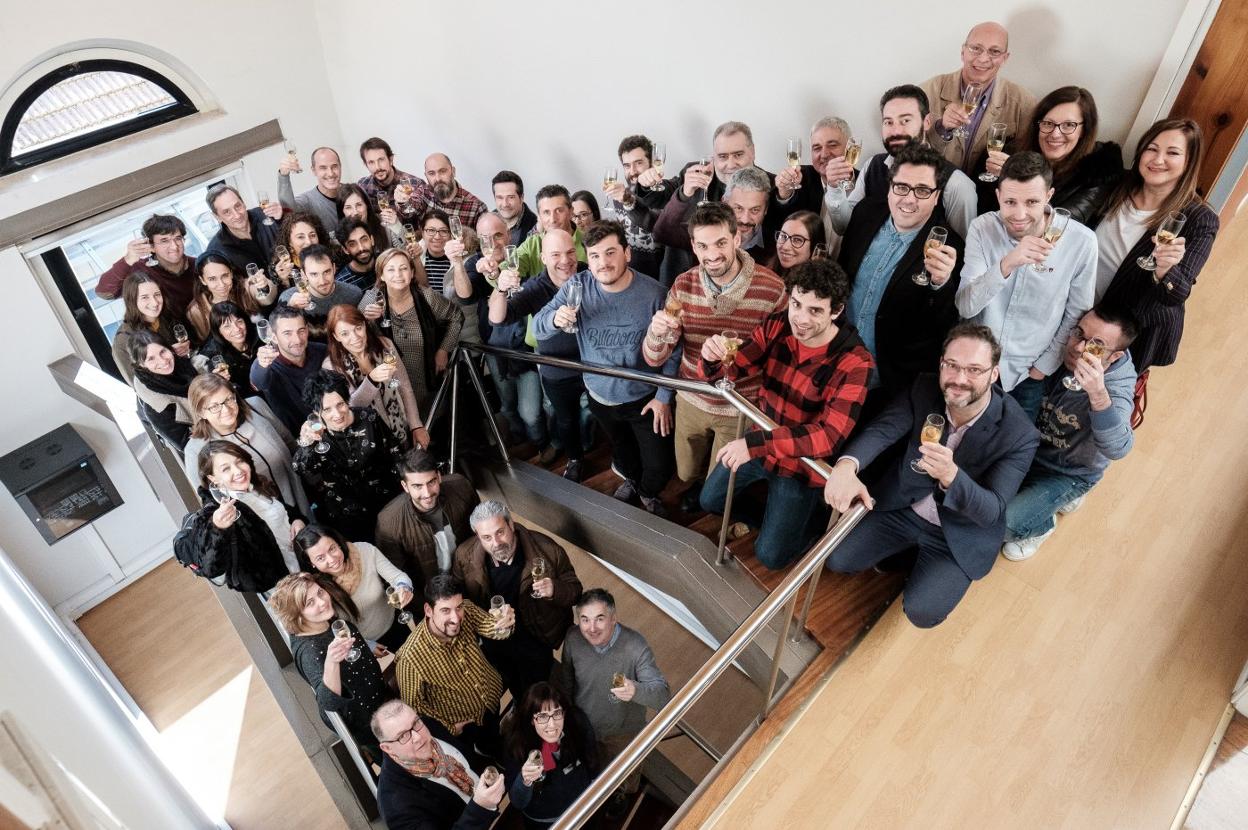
left=922, top=70, right=1036, bottom=173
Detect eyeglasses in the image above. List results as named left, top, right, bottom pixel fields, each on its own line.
left=153, top=235, right=185, bottom=247
left=962, top=43, right=1007, bottom=59
left=202, top=395, right=238, bottom=415
left=939, top=359, right=992, bottom=378
left=572, top=212, right=594, bottom=223
left=533, top=708, right=565, bottom=725
left=775, top=231, right=810, bottom=249
left=1037, top=120, right=1083, bottom=136
left=423, top=227, right=451, bottom=237
left=382, top=720, right=428, bottom=745
left=890, top=182, right=939, bottom=200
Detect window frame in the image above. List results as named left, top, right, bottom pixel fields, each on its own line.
left=0, top=58, right=197, bottom=176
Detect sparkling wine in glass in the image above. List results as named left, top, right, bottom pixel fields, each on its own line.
left=503, top=245, right=521, bottom=297
left=979, top=123, right=1009, bottom=183
left=956, top=83, right=983, bottom=139
left=255, top=319, right=271, bottom=344
left=449, top=216, right=464, bottom=255
left=841, top=139, right=863, bottom=194
left=1137, top=211, right=1186, bottom=273
left=284, top=140, right=299, bottom=172
left=331, top=619, right=361, bottom=663
left=1033, top=208, right=1071, bottom=272
left=561, top=281, right=583, bottom=334
left=307, top=413, right=330, bottom=454
left=911, top=226, right=949, bottom=286
left=910, top=413, right=945, bottom=473
left=382, top=350, right=401, bottom=389
left=294, top=269, right=317, bottom=311
left=651, top=143, right=667, bottom=192
left=530, top=557, right=549, bottom=598
left=257, top=190, right=275, bottom=226
left=720, top=329, right=742, bottom=365
left=786, top=137, right=803, bottom=190
left=377, top=191, right=392, bottom=213
left=386, top=585, right=413, bottom=625
left=489, top=595, right=511, bottom=635
left=403, top=224, right=418, bottom=247
left=134, top=229, right=158, bottom=267
left=610, top=672, right=627, bottom=701
left=663, top=295, right=683, bottom=344
left=173, top=324, right=190, bottom=346
left=1062, top=339, right=1108, bottom=391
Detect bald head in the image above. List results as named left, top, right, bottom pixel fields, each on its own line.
left=960, top=21, right=1010, bottom=86
left=476, top=211, right=507, bottom=258
left=424, top=153, right=457, bottom=200
left=540, top=228, right=578, bottom=283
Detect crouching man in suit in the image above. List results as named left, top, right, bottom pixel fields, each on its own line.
left=822, top=322, right=1039, bottom=627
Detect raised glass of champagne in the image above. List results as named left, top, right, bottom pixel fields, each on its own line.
left=912, top=226, right=949, bottom=286
left=979, top=123, right=1009, bottom=183
left=663, top=296, right=683, bottom=344
left=610, top=672, right=627, bottom=701
left=1137, top=211, right=1186, bottom=273
left=1062, top=338, right=1108, bottom=391
left=910, top=413, right=945, bottom=473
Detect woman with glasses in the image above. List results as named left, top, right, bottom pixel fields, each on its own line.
left=186, top=255, right=260, bottom=341
left=770, top=211, right=826, bottom=279
left=128, top=329, right=197, bottom=451
left=112, top=272, right=190, bottom=384
left=194, top=301, right=257, bottom=389
left=419, top=209, right=456, bottom=295
left=502, top=682, right=599, bottom=828
left=183, top=372, right=311, bottom=516
left=268, top=571, right=392, bottom=758
left=570, top=191, right=601, bottom=234
left=978, top=86, right=1122, bottom=228
left=293, top=524, right=415, bottom=652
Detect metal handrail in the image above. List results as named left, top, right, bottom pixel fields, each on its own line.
left=552, top=504, right=869, bottom=829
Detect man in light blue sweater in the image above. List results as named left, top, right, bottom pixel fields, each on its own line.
left=533, top=220, right=680, bottom=516
left=1001, top=305, right=1138, bottom=561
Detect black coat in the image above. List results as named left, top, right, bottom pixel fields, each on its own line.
left=202, top=208, right=282, bottom=272
left=376, top=754, right=497, bottom=830
left=196, top=333, right=257, bottom=391
left=172, top=486, right=296, bottom=592
left=974, top=141, right=1123, bottom=229
left=838, top=199, right=966, bottom=396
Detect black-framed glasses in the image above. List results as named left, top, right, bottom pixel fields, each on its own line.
left=533, top=708, right=565, bottom=725
left=939, top=359, right=992, bottom=378
left=1037, top=120, right=1083, bottom=136
left=203, top=395, right=238, bottom=415
left=382, top=719, right=428, bottom=745
left=775, top=230, right=810, bottom=249
left=423, top=227, right=451, bottom=237
left=890, top=182, right=939, bottom=200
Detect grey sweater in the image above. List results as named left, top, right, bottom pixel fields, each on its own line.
left=558, top=624, right=670, bottom=740
left=1033, top=353, right=1136, bottom=482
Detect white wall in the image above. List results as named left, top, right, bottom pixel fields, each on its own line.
left=314, top=0, right=1195, bottom=210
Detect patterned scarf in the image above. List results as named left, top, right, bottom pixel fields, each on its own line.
left=408, top=739, right=474, bottom=797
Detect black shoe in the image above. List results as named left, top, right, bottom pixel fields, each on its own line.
left=563, top=459, right=583, bottom=483
left=680, top=480, right=704, bottom=513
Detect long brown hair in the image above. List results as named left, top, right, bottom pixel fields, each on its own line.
left=188, top=373, right=255, bottom=439
left=1021, top=86, right=1099, bottom=182
left=121, top=272, right=178, bottom=332
left=268, top=571, right=362, bottom=636
left=189, top=255, right=258, bottom=339
left=324, top=303, right=387, bottom=374
left=1102, top=118, right=1206, bottom=231
left=196, top=439, right=280, bottom=499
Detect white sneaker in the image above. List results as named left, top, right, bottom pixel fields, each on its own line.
left=1001, top=527, right=1056, bottom=562
left=1057, top=495, right=1086, bottom=515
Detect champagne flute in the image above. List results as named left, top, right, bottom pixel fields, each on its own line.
left=1033, top=207, right=1071, bottom=272
left=210, top=355, right=229, bottom=376
left=955, top=83, right=983, bottom=139
left=403, top=224, right=419, bottom=247
left=294, top=268, right=316, bottom=311
left=651, top=143, right=667, bottom=192
left=1062, top=338, right=1107, bottom=392
left=910, top=413, right=945, bottom=473
left=786, top=137, right=803, bottom=190
left=526, top=748, right=546, bottom=782
left=720, top=329, right=742, bottom=365
left=503, top=244, right=521, bottom=297
left=978, top=123, right=1008, bottom=183
left=382, top=349, right=401, bottom=390
left=255, top=319, right=271, bottom=345
left=257, top=190, right=275, bottom=226
left=331, top=619, right=361, bottom=663
left=385, top=585, right=414, bottom=625
left=306, top=413, right=330, bottom=454
left=134, top=229, right=158, bottom=267
left=603, top=166, right=619, bottom=215
left=394, top=176, right=413, bottom=214
left=173, top=324, right=190, bottom=346
left=663, top=295, right=683, bottom=344
left=448, top=216, right=464, bottom=256
left=284, top=140, right=299, bottom=172
left=911, top=226, right=949, bottom=286
left=1137, top=211, right=1187, bottom=273
left=840, top=139, right=863, bottom=195
left=489, top=595, right=510, bottom=636
left=530, top=558, right=549, bottom=599
left=610, top=672, right=627, bottom=702
left=561, top=281, right=583, bottom=334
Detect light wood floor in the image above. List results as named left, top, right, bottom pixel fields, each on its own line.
left=680, top=208, right=1248, bottom=829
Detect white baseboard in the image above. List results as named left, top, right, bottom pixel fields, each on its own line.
left=54, top=544, right=172, bottom=621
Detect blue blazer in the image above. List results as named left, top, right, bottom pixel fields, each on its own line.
left=843, top=374, right=1039, bottom=579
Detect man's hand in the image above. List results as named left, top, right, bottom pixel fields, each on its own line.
left=531, top=577, right=553, bottom=599
left=823, top=459, right=873, bottom=512
left=493, top=604, right=515, bottom=635
left=496, top=268, right=521, bottom=294
left=1072, top=351, right=1109, bottom=405
left=1027, top=366, right=1046, bottom=381
left=256, top=343, right=279, bottom=368
left=1152, top=235, right=1186, bottom=280
left=637, top=168, right=663, bottom=188
left=775, top=165, right=802, bottom=200
left=715, top=437, right=752, bottom=472
left=609, top=676, right=637, bottom=702
left=476, top=254, right=499, bottom=277
left=1001, top=236, right=1053, bottom=275
left=473, top=768, right=506, bottom=810
left=261, top=200, right=283, bottom=222
left=940, top=102, right=970, bottom=133
left=379, top=207, right=399, bottom=226
left=647, top=308, right=679, bottom=342
left=286, top=289, right=311, bottom=310
left=552, top=304, right=578, bottom=329
left=604, top=181, right=629, bottom=203
left=124, top=238, right=151, bottom=266
left=642, top=399, right=672, bottom=436
left=278, top=155, right=301, bottom=175
left=915, top=443, right=958, bottom=488
left=823, top=156, right=854, bottom=187
left=681, top=164, right=714, bottom=198
left=701, top=334, right=728, bottom=363
left=926, top=243, right=958, bottom=287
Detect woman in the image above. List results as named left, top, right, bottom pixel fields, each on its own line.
left=419, top=209, right=455, bottom=294
left=339, top=183, right=402, bottom=249
left=173, top=440, right=304, bottom=592
left=503, top=682, right=599, bottom=828
left=279, top=210, right=334, bottom=266
left=183, top=372, right=311, bottom=516
left=361, top=248, right=464, bottom=411
left=980, top=86, right=1122, bottom=228
left=186, top=255, right=259, bottom=341
left=194, top=301, right=257, bottom=389
left=294, top=524, right=415, bottom=652
left=1097, top=118, right=1220, bottom=402
left=293, top=370, right=405, bottom=542
left=771, top=211, right=825, bottom=279
left=129, top=329, right=196, bottom=450
left=324, top=303, right=429, bottom=449
left=269, top=571, right=392, bottom=757
left=111, top=272, right=189, bottom=384
left=570, top=190, right=601, bottom=234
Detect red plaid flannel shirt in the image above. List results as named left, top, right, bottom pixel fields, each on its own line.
left=700, top=311, right=873, bottom=487
left=429, top=187, right=488, bottom=229
left=356, top=168, right=432, bottom=216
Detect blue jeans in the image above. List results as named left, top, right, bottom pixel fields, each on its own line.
left=1005, top=467, right=1095, bottom=541
left=486, top=355, right=547, bottom=446
left=700, top=458, right=828, bottom=570
left=1008, top=376, right=1045, bottom=423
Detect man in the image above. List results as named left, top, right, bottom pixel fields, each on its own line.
left=452, top=500, right=581, bottom=701
left=672, top=120, right=771, bottom=206
left=372, top=699, right=505, bottom=830
left=772, top=119, right=837, bottom=225
left=336, top=218, right=378, bottom=290
left=358, top=136, right=431, bottom=211
left=491, top=170, right=538, bottom=247
left=839, top=144, right=964, bottom=400
left=603, top=134, right=675, bottom=278
left=923, top=21, right=1036, bottom=173
left=698, top=259, right=873, bottom=569
left=489, top=228, right=590, bottom=481
left=558, top=588, right=670, bottom=805
left=823, top=323, right=1040, bottom=628
left=249, top=305, right=328, bottom=432
left=277, top=146, right=343, bottom=231
left=532, top=221, right=680, bottom=516
left=395, top=575, right=513, bottom=759
left=424, top=153, right=487, bottom=230
left=514, top=184, right=585, bottom=278
left=376, top=447, right=482, bottom=587
left=826, top=85, right=977, bottom=240
left=277, top=244, right=363, bottom=325
left=202, top=184, right=283, bottom=271
left=654, top=166, right=775, bottom=264
left=1001, top=306, right=1137, bottom=561
left=643, top=202, right=787, bottom=511
left=955, top=152, right=1097, bottom=420
left=96, top=214, right=196, bottom=321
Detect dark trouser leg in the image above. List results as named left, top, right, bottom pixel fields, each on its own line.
left=752, top=470, right=830, bottom=570
left=541, top=374, right=584, bottom=460
left=587, top=396, right=643, bottom=484
left=1008, top=376, right=1045, bottom=423
left=903, top=519, right=973, bottom=628
left=622, top=395, right=675, bottom=500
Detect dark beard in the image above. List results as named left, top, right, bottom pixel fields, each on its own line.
left=433, top=182, right=454, bottom=200
left=885, top=135, right=918, bottom=157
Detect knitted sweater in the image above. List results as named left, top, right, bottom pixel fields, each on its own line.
left=558, top=624, right=670, bottom=740
left=642, top=251, right=787, bottom=416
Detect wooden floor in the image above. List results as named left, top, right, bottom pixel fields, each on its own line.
left=678, top=208, right=1248, bottom=829
left=1185, top=711, right=1248, bottom=829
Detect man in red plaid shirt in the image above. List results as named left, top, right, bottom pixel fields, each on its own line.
left=697, top=259, right=873, bottom=569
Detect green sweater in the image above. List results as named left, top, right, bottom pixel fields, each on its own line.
left=515, top=227, right=585, bottom=278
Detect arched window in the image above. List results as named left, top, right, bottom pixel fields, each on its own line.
left=1, top=59, right=197, bottom=175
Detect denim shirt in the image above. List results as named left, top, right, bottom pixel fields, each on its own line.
left=847, top=217, right=920, bottom=360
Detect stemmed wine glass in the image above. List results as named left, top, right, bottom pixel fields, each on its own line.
left=786, top=137, right=803, bottom=190
left=255, top=319, right=271, bottom=345
left=1062, top=338, right=1107, bottom=392
left=173, top=324, right=190, bottom=348
left=955, top=84, right=983, bottom=139
left=561, top=281, right=583, bottom=334
left=383, top=350, right=401, bottom=389
left=839, top=139, right=863, bottom=196
left=257, top=190, right=275, bottom=226
left=1137, top=211, right=1187, bottom=273
left=503, top=245, right=521, bottom=297
left=306, top=413, right=330, bottom=454
left=294, top=267, right=316, bottom=311
left=912, top=227, right=949, bottom=286
left=530, top=558, right=549, bottom=599
left=602, top=167, right=619, bottom=216
left=910, top=414, right=945, bottom=473
left=134, top=230, right=158, bottom=267
left=331, top=619, right=361, bottom=663
left=650, top=143, right=667, bottom=192
left=978, top=123, right=1008, bottom=183
left=386, top=585, right=413, bottom=626
left=1034, top=208, right=1071, bottom=272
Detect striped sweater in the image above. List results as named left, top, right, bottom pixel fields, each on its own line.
left=642, top=251, right=787, bottom=416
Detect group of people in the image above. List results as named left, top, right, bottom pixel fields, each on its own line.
left=104, top=18, right=1223, bottom=828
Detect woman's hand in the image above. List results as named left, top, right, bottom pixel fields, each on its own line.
left=368, top=363, right=396, bottom=384
left=172, top=339, right=192, bottom=358
left=1152, top=235, right=1186, bottom=280
left=412, top=426, right=431, bottom=449
left=520, top=755, right=544, bottom=786
left=434, top=349, right=450, bottom=374
left=325, top=633, right=354, bottom=665
left=289, top=519, right=306, bottom=541
left=211, top=498, right=238, bottom=529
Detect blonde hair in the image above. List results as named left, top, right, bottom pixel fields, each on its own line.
left=267, top=572, right=359, bottom=635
